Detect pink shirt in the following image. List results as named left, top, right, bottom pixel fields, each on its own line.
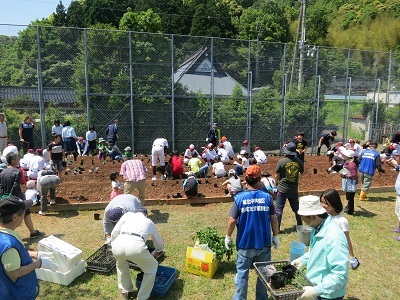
left=120, top=159, right=147, bottom=182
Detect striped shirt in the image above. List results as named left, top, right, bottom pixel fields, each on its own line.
left=120, top=159, right=147, bottom=182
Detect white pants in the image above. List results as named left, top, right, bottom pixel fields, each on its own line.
left=0, top=138, right=7, bottom=154
left=396, top=195, right=400, bottom=221
left=151, top=146, right=165, bottom=167
left=112, top=235, right=158, bottom=300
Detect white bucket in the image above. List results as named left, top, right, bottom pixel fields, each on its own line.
left=297, top=225, right=312, bottom=246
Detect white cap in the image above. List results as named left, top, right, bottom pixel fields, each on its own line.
left=124, top=146, right=131, bottom=151
left=239, top=150, right=246, bottom=155
left=342, top=149, right=354, bottom=158
left=207, top=143, right=213, bottom=148
left=297, top=195, right=326, bottom=216
left=189, top=144, right=195, bottom=149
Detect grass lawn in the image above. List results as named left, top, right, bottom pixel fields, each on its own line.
left=19, top=191, right=400, bottom=300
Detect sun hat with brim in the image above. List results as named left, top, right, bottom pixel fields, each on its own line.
left=107, top=206, right=125, bottom=223
left=245, top=165, right=262, bottom=178
left=0, top=196, right=33, bottom=217
left=239, top=150, right=247, bottom=155
left=228, top=169, right=236, bottom=176
left=124, top=146, right=132, bottom=151
left=342, top=149, right=355, bottom=158
left=98, top=138, right=105, bottom=143
left=189, top=144, right=195, bottom=149
left=297, top=195, right=326, bottom=216
left=283, top=142, right=297, bottom=156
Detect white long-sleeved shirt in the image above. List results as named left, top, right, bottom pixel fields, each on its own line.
left=111, top=211, right=164, bottom=251
left=62, top=126, right=78, bottom=140
left=86, top=130, right=97, bottom=142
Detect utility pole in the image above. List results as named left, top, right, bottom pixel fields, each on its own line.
left=298, top=0, right=307, bottom=90
left=289, top=0, right=307, bottom=90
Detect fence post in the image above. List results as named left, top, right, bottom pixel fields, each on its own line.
left=342, top=49, right=350, bottom=142
left=129, top=32, right=135, bottom=152
left=246, top=40, right=251, bottom=142
left=84, top=29, right=90, bottom=131
left=311, top=46, right=320, bottom=154
left=280, top=44, right=287, bottom=152
left=36, top=26, right=46, bottom=149
left=171, top=34, right=175, bottom=150
left=210, top=37, right=215, bottom=127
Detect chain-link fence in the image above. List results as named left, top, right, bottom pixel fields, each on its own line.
left=0, top=25, right=399, bottom=154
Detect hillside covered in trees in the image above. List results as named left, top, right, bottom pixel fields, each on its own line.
left=8, top=0, right=400, bottom=52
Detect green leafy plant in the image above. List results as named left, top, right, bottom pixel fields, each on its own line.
left=194, top=227, right=233, bottom=261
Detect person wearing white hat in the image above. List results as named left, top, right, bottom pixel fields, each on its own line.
left=123, top=146, right=133, bottom=160
left=292, top=195, right=349, bottom=300
left=340, top=149, right=358, bottom=215
left=183, top=144, right=199, bottom=165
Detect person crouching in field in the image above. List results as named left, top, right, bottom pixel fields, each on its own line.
left=183, top=172, right=199, bottom=199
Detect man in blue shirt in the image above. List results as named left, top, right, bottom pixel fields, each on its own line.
left=225, top=165, right=279, bottom=300
left=358, top=142, right=384, bottom=200
left=292, top=195, right=349, bottom=300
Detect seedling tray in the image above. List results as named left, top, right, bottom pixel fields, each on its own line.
left=136, top=265, right=177, bottom=297
left=254, top=260, right=313, bottom=300
left=86, top=244, right=116, bottom=274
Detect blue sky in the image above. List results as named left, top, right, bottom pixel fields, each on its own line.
left=0, top=0, right=72, bottom=36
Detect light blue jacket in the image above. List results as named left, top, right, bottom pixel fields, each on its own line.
left=299, top=216, right=349, bottom=299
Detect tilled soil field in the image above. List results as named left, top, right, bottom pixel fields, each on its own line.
left=32, top=154, right=397, bottom=205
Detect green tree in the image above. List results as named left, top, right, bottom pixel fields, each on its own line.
left=66, top=0, right=85, bottom=28
left=237, top=0, right=289, bottom=42
left=52, top=1, right=67, bottom=26
left=119, top=8, right=162, bottom=33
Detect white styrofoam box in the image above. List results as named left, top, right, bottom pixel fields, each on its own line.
left=38, top=235, right=83, bottom=273
left=36, top=259, right=85, bottom=286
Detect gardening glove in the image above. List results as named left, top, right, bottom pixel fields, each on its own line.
left=105, top=237, right=112, bottom=246
left=301, top=286, right=317, bottom=300
left=225, top=235, right=232, bottom=250
left=291, top=259, right=303, bottom=269
left=272, top=236, right=280, bottom=250
left=39, top=258, right=59, bottom=271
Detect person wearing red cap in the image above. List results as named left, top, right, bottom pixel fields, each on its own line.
left=217, top=143, right=229, bottom=164
left=225, top=164, right=279, bottom=300
left=202, top=143, right=217, bottom=166
left=221, top=136, right=235, bottom=159
left=76, top=137, right=88, bottom=156
left=241, top=140, right=251, bottom=154
left=183, top=144, right=199, bottom=165
left=253, top=146, right=267, bottom=164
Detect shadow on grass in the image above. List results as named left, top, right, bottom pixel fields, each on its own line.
left=345, top=297, right=361, bottom=300
left=150, top=209, right=169, bottom=224
left=367, top=195, right=396, bottom=202
left=280, top=226, right=297, bottom=235
left=355, top=206, right=377, bottom=218
left=213, top=260, right=237, bottom=278
left=51, top=210, right=80, bottom=219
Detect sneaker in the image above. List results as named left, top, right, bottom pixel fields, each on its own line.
left=161, top=174, right=166, bottom=181
left=351, top=257, right=360, bottom=270
left=38, top=211, right=47, bottom=216
left=121, top=291, right=134, bottom=300
left=30, top=230, right=45, bottom=238
left=50, top=200, right=56, bottom=205
left=395, top=236, right=400, bottom=241
left=392, top=228, right=400, bottom=233
left=152, top=176, right=157, bottom=181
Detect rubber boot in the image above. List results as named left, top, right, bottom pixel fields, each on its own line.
left=359, top=190, right=368, bottom=201
left=277, top=215, right=282, bottom=232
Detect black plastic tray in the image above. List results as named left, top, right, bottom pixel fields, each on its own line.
left=253, top=260, right=313, bottom=300
left=86, top=244, right=116, bottom=274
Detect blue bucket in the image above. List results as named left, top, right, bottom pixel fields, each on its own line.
left=290, top=241, right=306, bottom=261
